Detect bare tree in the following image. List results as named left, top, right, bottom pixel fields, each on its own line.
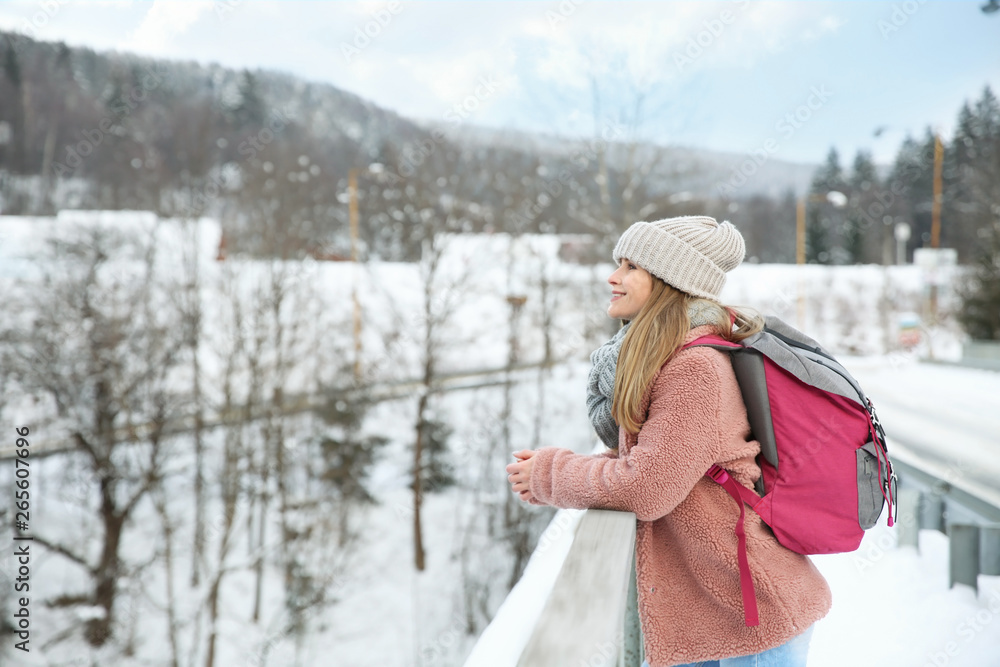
left=151, top=484, right=182, bottom=667
left=200, top=258, right=252, bottom=667
left=3, top=223, right=184, bottom=647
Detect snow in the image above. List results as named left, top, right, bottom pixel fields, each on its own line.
left=811, top=524, right=1000, bottom=667
left=0, top=211, right=996, bottom=666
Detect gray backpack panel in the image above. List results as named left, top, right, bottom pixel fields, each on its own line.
left=741, top=316, right=867, bottom=406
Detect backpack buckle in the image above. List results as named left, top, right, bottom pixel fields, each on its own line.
left=867, top=398, right=888, bottom=443
left=707, top=464, right=730, bottom=484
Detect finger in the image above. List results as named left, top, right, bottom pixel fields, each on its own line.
left=505, top=462, right=521, bottom=475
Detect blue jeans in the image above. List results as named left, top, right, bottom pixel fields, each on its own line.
left=642, top=625, right=813, bottom=667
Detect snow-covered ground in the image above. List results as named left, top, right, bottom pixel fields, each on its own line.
left=0, top=212, right=994, bottom=666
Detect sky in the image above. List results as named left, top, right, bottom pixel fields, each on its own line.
left=1, top=0, right=998, bottom=166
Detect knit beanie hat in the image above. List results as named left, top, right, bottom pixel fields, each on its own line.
left=612, top=215, right=745, bottom=301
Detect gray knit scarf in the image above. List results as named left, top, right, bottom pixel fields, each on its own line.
left=586, top=300, right=723, bottom=450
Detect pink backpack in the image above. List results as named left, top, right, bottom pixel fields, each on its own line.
left=685, top=317, right=895, bottom=626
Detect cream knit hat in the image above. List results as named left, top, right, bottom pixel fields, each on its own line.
left=612, top=215, right=745, bottom=301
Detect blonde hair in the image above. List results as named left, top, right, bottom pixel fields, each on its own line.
left=611, top=279, right=763, bottom=434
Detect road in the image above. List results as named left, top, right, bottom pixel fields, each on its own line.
left=844, top=356, right=1000, bottom=508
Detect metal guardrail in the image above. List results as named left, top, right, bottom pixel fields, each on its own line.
left=891, top=449, right=1000, bottom=591
left=959, top=340, right=1000, bottom=372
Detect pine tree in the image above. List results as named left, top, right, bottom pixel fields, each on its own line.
left=316, top=396, right=387, bottom=507
left=944, top=102, right=979, bottom=260
left=845, top=150, right=879, bottom=264
left=419, top=416, right=455, bottom=491
left=1, top=39, right=24, bottom=172
left=947, top=87, right=1000, bottom=261
left=806, top=148, right=845, bottom=264
left=232, top=69, right=265, bottom=128
left=953, top=86, right=1000, bottom=339
left=3, top=40, right=21, bottom=87
left=805, top=206, right=831, bottom=264
left=888, top=132, right=936, bottom=262
left=957, top=219, right=1000, bottom=340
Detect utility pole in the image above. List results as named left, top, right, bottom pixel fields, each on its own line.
left=931, top=133, right=943, bottom=250
left=795, top=191, right=846, bottom=328
left=796, top=197, right=806, bottom=328
left=349, top=168, right=362, bottom=382
left=929, top=133, right=944, bottom=327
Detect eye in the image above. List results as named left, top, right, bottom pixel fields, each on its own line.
left=627, top=262, right=637, bottom=270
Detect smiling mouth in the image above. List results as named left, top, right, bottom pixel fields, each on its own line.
left=610, top=292, right=625, bottom=301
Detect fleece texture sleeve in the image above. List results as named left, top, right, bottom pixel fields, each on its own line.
left=530, top=347, right=728, bottom=522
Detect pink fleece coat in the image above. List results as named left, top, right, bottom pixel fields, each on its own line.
left=528, top=325, right=832, bottom=666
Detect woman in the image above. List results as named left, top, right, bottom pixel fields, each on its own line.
left=506, top=216, right=831, bottom=667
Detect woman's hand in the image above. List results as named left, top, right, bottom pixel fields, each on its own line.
left=506, top=450, right=537, bottom=503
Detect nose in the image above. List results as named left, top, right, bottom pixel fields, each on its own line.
left=608, top=265, right=622, bottom=285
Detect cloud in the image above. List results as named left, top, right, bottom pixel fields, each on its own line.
left=1, top=0, right=994, bottom=166
left=118, top=0, right=213, bottom=55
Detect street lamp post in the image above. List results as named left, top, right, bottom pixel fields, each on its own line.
left=894, top=222, right=911, bottom=265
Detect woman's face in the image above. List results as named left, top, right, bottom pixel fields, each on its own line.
left=607, top=258, right=653, bottom=320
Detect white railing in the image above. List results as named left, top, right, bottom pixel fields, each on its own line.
left=464, top=508, right=640, bottom=667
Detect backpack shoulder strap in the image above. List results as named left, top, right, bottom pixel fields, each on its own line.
left=687, top=334, right=766, bottom=627
left=706, top=464, right=760, bottom=627
left=683, top=334, right=740, bottom=350
left=686, top=336, right=778, bottom=476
